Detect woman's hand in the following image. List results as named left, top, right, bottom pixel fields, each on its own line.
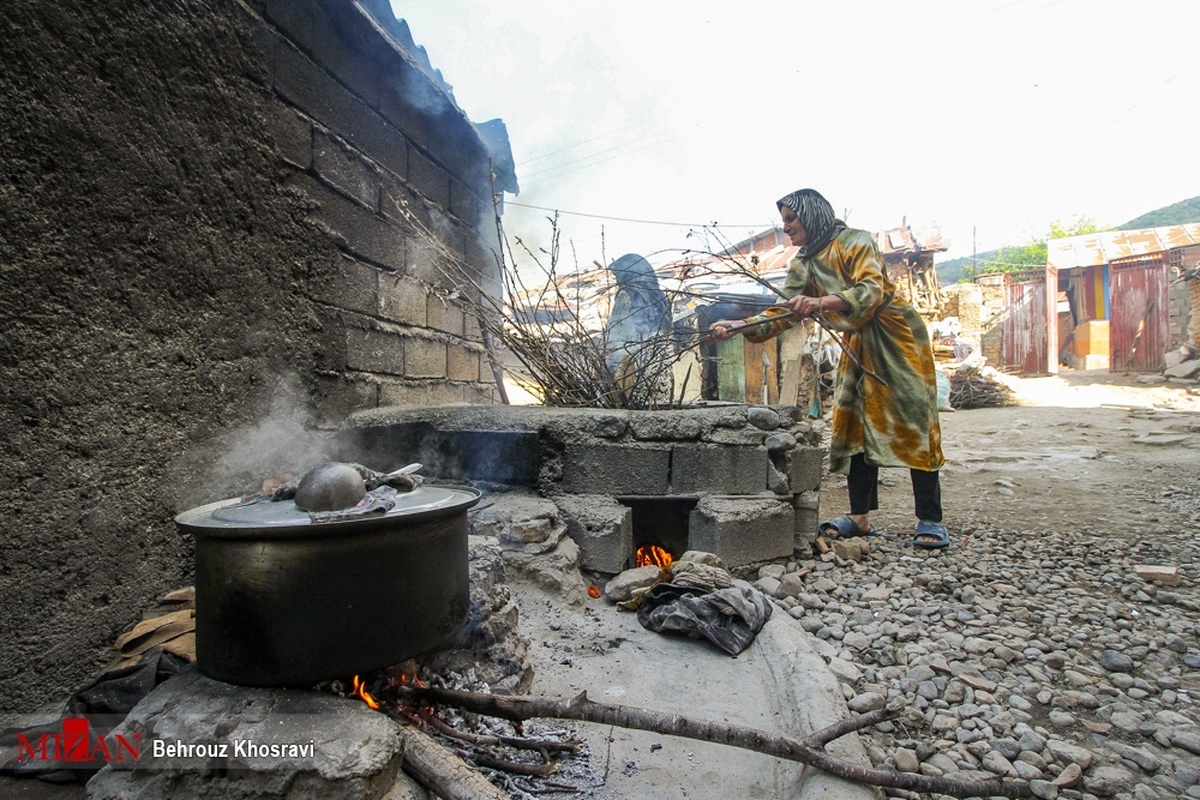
left=787, top=294, right=847, bottom=318
left=707, top=319, right=744, bottom=342
left=787, top=295, right=823, bottom=318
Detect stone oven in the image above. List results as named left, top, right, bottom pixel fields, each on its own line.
left=341, top=403, right=826, bottom=572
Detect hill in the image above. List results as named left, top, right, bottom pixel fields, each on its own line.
left=936, top=195, right=1200, bottom=285
left=1117, top=195, right=1200, bottom=230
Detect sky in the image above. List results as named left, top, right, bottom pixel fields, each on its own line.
left=389, top=0, right=1200, bottom=268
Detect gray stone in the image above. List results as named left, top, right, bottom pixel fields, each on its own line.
left=893, top=747, right=920, bottom=773
left=1082, top=764, right=1136, bottom=795
left=1046, top=739, right=1094, bottom=769
left=602, top=565, right=663, bottom=603
left=1164, top=358, right=1200, bottom=380
left=747, top=406, right=782, bottom=430
left=1099, top=649, right=1135, bottom=673
left=1172, top=732, right=1200, bottom=756
left=502, top=536, right=588, bottom=600
left=764, top=431, right=796, bottom=452
left=1029, top=779, right=1059, bottom=799
left=85, top=668, right=406, bottom=800
left=847, top=692, right=885, bottom=713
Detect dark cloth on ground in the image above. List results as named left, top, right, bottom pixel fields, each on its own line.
left=636, top=583, right=773, bottom=656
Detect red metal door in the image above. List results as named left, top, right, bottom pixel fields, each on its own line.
left=1110, top=257, right=1169, bottom=373
left=1002, top=269, right=1053, bottom=374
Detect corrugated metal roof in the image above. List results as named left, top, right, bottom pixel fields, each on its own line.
left=1047, top=223, right=1200, bottom=270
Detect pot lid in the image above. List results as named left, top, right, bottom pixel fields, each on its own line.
left=176, top=484, right=481, bottom=536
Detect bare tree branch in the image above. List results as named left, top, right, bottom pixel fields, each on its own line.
left=395, top=686, right=1033, bottom=799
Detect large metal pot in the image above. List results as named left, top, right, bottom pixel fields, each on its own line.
left=175, top=485, right=481, bottom=687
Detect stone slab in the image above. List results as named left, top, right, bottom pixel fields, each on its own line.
left=85, top=668, right=408, bottom=800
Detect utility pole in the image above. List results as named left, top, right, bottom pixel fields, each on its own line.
left=971, top=226, right=977, bottom=281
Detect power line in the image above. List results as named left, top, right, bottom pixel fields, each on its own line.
left=519, top=132, right=680, bottom=184
left=506, top=201, right=771, bottom=229
left=516, top=112, right=675, bottom=167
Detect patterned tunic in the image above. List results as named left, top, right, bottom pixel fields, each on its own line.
left=742, top=228, right=944, bottom=474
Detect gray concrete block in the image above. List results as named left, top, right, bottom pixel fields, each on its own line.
left=403, top=334, right=447, bottom=379
left=427, top=295, right=465, bottom=337
left=450, top=177, right=484, bottom=228
left=408, top=147, right=450, bottom=208
left=628, top=412, right=703, bottom=441
left=345, top=324, right=406, bottom=376
left=264, top=102, right=312, bottom=170
left=787, top=446, right=826, bottom=493
left=554, top=494, right=633, bottom=574
left=308, top=254, right=378, bottom=318
left=313, top=126, right=381, bottom=211
left=671, top=443, right=768, bottom=495
left=288, top=172, right=406, bottom=271
left=558, top=443, right=670, bottom=495
left=447, top=343, right=481, bottom=382
left=688, top=496, right=794, bottom=568
left=378, top=273, right=427, bottom=326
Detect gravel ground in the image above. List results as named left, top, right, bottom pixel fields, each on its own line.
left=748, top=371, right=1200, bottom=800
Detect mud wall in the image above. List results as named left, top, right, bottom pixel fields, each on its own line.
left=0, top=0, right=503, bottom=714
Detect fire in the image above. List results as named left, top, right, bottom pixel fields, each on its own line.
left=635, top=544, right=673, bottom=568
left=389, top=671, right=427, bottom=690
left=352, top=675, right=380, bottom=710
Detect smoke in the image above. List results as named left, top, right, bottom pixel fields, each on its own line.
left=194, top=374, right=339, bottom=504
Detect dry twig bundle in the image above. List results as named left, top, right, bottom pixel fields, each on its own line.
left=948, top=365, right=1020, bottom=409
left=396, top=196, right=690, bottom=409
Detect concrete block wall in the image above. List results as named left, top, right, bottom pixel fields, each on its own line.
left=1190, top=280, right=1200, bottom=349
left=1169, top=276, right=1194, bottom=350
left=344, top=403, right=827, bottom=571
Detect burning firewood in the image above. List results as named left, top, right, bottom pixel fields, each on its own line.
left=391, top=685, right=1035, bottom=799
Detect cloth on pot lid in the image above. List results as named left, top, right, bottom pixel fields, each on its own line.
left=308, top=485, right=398, bottom=523
left=635, top=582, right=773, bottom=656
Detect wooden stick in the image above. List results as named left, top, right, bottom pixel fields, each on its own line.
left=396, top=687, right=1033, bottom=799
left=398, top=727, right=511, bottom=800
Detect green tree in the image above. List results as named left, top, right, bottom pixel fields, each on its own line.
left=973, top=216, right=1104, bottom=276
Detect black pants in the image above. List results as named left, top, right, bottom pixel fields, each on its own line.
left=847, top=453, right=942, bottom=523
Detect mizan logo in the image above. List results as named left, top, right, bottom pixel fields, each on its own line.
left=15, top=717, right=140, bottom=764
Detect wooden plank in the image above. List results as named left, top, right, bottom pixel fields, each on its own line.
left=779, top=358, right=802, bottom=407
left=741, top=339, right=780, bottom=404
left=715, top=337, right=745, bottom=402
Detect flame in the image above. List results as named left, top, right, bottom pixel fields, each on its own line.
left=352, top=675, right=380, bottom=709
left=391, top=672, right=427, bottom=690
left=635, top=544, right=673, bottom=568
left=587, top=585, right=602, bottom=599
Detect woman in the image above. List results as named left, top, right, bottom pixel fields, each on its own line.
left=711, top=188, right=948, bottom=549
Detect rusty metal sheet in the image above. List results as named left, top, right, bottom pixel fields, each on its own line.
left=1048, top=223, right=1200, bottom=270
left=1110, top=260, right=1169, bottom=372
left=1003, top=273, right=1051, bottom=374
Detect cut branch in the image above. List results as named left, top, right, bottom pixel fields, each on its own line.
left=398, top=727, right=512, bottom=800
left=396, top=686, right=1033, bottom=799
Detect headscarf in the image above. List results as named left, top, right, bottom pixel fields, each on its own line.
left=777, top=188, right=845, bottom=257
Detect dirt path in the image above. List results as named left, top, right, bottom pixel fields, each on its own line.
left=835, top=370, right=1200, bottom=542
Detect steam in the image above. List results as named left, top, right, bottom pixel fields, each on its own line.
left=195, top=374, right=339, bottom=504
